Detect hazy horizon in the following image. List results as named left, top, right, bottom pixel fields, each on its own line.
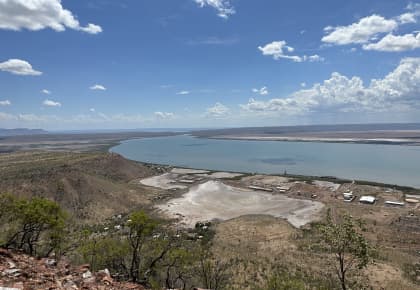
left=3, top=122, right=420, bottom=134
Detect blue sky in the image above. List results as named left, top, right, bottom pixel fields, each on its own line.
left=0, top=0, right=419, bottom=129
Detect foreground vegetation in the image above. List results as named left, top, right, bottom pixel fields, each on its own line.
left=0, top=193, right=385, bottom=289
left=0, top=193, right=232, bottom=289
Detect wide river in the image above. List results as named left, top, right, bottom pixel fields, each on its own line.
left=110, top=135, right=420, bottom=188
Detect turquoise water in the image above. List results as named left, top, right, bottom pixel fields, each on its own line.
left=110, top=135, right=420, bottom=188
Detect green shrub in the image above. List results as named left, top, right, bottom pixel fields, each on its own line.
left=78, top=235, right=130, bottom=274
left=0, top=193, right=67, bottom=257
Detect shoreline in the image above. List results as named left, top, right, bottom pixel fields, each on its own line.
left=2, top=130, right=419, bottom=191
left=198, top=135, right=420, bottom=146
left=109, top=136, right=420, bottom=191
left=113, top=155, right=420, bottom=193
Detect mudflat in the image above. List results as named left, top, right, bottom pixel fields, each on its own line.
left=156, top=180, right=324, bottom=228
left=192, top=124, right=420, bottom=145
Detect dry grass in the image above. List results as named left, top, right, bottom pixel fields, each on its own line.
left=210, top=203, right=419, bottom=289
left=0, top=151, right=161, bottom=222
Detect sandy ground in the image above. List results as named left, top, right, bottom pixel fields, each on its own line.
left=313, top=180, right=341, bottom=191
left=156, top=181, right=324, bottom=228
left=140, top=173, right=188, bottom=190
left=241, top=175, right=289, bottom=185
left=140, top=169, right=244, bottom=191
left=140, top=168, right=243, bottom=190
left=208, top=172, right=244, bottom=179
left=170, top=168, right=209, bottom=174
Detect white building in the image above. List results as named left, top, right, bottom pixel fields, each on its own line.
left=343, top=192, right=355, bottom=202
left=359, top=196, right=376, bottom=204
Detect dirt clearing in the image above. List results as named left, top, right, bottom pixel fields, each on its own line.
left=156, top=180, right=324, bottom=228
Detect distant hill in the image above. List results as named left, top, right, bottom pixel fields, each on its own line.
left=0, top=128, right=48, bottom=136
left=0, top=151, right=158, bottom=222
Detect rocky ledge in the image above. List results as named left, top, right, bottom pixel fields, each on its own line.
left=0, top=248, right=144, bottom=290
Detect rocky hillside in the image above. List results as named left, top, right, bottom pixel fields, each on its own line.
left=0, top=248, right=145, bottom=290
left=0, top=151, right=162, bottom=222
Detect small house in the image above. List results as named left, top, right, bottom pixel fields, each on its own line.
left=276, top=186, right=290, bottom=192
left=343, top=192, right=355, bottom=202
left=359, top=195, right=376, bottom=204
left=248, top=185, right=273, bottom=192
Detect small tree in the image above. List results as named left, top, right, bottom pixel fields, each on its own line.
left=161, top=243, right=198, bottom=290
left=76, top=211, right=182, bottom=287
left=0, top=193, right=18, bottom=246
left=197, top=248, right=230, bottom=290
left=318, top=211, right=371, bottom=290
left=1, top=196, right=67, bottom=256
left=0, top=193, right=17, bottom=220
left=78, top=235, right=130, bottom=275
left=127, top=211, right=158, bottom=283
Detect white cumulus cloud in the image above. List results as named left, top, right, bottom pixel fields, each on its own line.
left=43, top=99, right=61, bottom=107
left=241, top=57, right=420, bottom=115
left=400, top=3, right=420, bottom=24
left=258, top=41, right=300, bottom=62
left=41, top=89, right=51, bottom=95
left=0, top=100, right=11, bottom=106
left=0, top=0, right=102, bottom=34
left=206, top=102, right=230, bottom=118
left=363, top=32, right=420, bottom=52
left=154, top=111, right=175, bottom=120
left=252, top=86, right=269, bottom=95
left=322, top=15, right=398, bottom=45
left=194, top=0, right=235, bottom=19
left=303, top=54, right=325, bottom=62
left=258, top=41, right=324, bottom=62
left=322, top=6, right=420, bottom=52
left=0, top=59, right=42, bottom=76
left=90, top=84, right=106, bottom=91
left=398, top=12, right=417, bottom=24
left=79, top=23, right=102, bottom=34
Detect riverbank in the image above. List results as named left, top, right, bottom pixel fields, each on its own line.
left=137, top=160, right=420, bottom=194
left=111, top=135, right=420, bottom=189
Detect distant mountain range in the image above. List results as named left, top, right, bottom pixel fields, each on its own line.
left=0, top=128, right=48, bottom=137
